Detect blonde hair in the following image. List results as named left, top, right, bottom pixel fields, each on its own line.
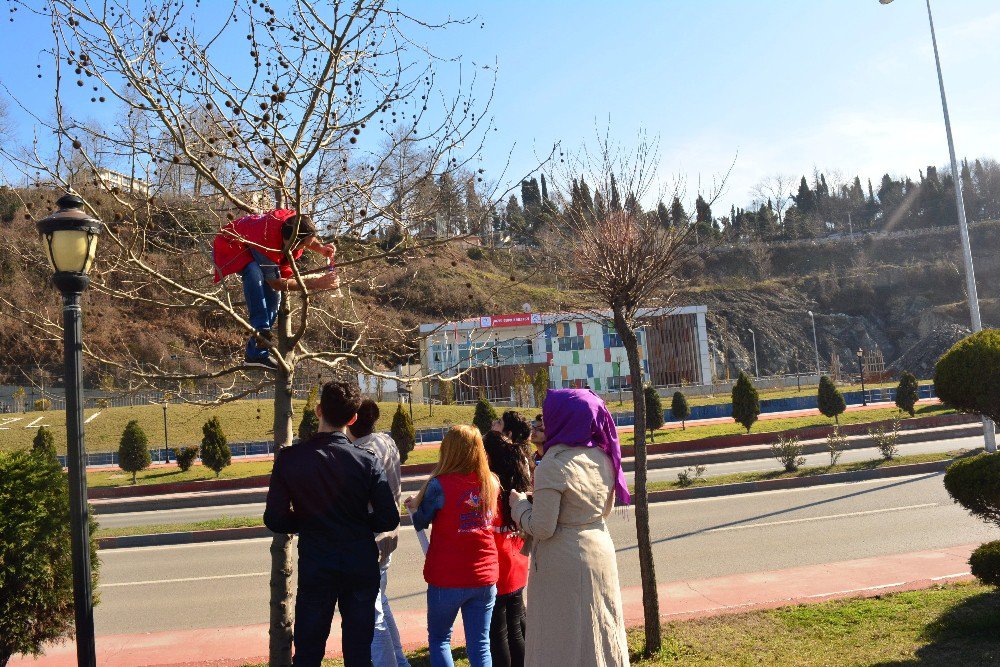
left=416, top=424, right=499, bottom=517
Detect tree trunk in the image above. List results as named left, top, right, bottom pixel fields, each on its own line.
left=613, top=308, right=661, bottom=656
left=268, top=339, right=296, bottom=666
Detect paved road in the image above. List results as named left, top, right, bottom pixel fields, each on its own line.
left=93, top=470, right=994, bottom=636
left=95, top=434, right=983, bottom=529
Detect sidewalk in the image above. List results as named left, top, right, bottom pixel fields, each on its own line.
left=11, top=543, right=976, bottom=666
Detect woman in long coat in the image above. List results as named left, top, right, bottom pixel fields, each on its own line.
left=510, top=389, right=631, bottom=667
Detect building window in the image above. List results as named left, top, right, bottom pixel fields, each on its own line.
left=607, top=376, right=631, bottom=390
left=557, top=335, right=584, bottom=352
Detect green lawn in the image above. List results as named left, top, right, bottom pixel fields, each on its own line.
left=0, top=381, right=928, bottom=455
left=96, top=515, right=263, bottom=539
left=625, top=403, right=952, bottom=448
left=86, top=459, right=275, bottom=489
left=644, top=449, right=973, bottom=493
left=241, top=583, right=1000, bottom=666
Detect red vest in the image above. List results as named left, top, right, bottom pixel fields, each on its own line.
left=423, top=472, right=499, bottom=588
left=493, top=528, right=528, bottom=595
left=212, top=210, right=303, bottom=282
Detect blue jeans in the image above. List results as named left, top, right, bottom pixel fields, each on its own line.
left=427, top=584, right=496, bottom=667
left=241, top=257, right=280, bottom=361
left=372, top=556, right=410, bottom=666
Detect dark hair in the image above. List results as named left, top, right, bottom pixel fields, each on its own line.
left=484, top=430, right=531, bottom=530
left=501, top=410, right=531, bottom=444
left=319, top=381, right=361, bottom=428
left=350, top=399, right=380, bottom=438
left=534, top=414, right=543, bottom=424
left=281, top=213, right=317, bottom=243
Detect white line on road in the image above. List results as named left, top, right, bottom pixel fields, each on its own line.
left=97, top=537, right=275, bottom=555
left=24, top=416, right=46, bottom=428
left=706, top=503, right=939, bottom=533
left=84, top=411, right=102, bottom=424
left=101, top=571, right=269, bottom=588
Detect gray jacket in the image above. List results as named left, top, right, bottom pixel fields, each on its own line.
left=353, top=431, right=401, bottom=565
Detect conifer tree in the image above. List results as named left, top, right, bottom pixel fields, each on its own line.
left=118, top=419, right=151, bottom=484
left=32, top=425, right=58, bottom=462
left=532, top=368, right=550, bottom=408
left=671, top=391, right=691, bottom=430
left=818, top=376, right=846, bottom=424
left=298, top=385, right=320, bottom=441
left=200, top=416, right=231, bottom=477
left=644, top=385, right=664, bottom=442
left=656, top=200, right=671, bottom=229
left=609, top=174, right=623, bottom=211
left=473, top=395, right=498, bottom=436
left=732, top=372, right=760, bottom=433
left=438, top=378, right=454, bottom=405
left=670, top=196, right=687, bottom=227
left=391, top=404, right=416, bottom=464
left=895, top=371, right=919, bottom=417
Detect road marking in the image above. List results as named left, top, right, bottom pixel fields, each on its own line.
left=84, top=411, right=102, bottom=424
left=101, top=572, right=269, bottom=588
left=98, top=537, right=275, bottom=554
left=24, top=416, right=46, bottom=428
left=706, top=503, right=938, bottom=532
left=0, top=417, right=23, bottom=430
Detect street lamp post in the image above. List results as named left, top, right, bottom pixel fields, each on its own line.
left=162, top=394, right=170, bottom=464
left=857, top=348, right=868, bottom=407
left=36, top=195, right=100, bottom=667
left=748, top=328, right=759, bottom=378
left=880, top=0, right=996, bottom=452
left=807, top=310, right=821, bottom=378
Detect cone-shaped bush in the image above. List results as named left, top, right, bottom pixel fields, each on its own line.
left=200, top=416, right=231, bottom=477
left=644, top=385, right=664, bottom=442
left=473, top=395, right=498, bottom=436
left=391, top=404, right=416, bottom=464
left=732, top=372, right=760, bottom=433
left=895, top=371, right=919, bottom=417
left=32, top=425, right=57, bottom=462
left=118, top=419, right=151, bottom=484
left=818, top=376, right=846, bottom=424
left=671, top=391, right=691, bottom=430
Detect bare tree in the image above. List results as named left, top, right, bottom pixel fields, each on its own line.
left=546, top=131, right=727, bottom=657
left=1, top=2, right=511, bottom=664
left=751, top=173, right=795, bottom=228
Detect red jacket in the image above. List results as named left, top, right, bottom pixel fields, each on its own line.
left=493, top=527, right=528, bottom=595
left=423, top=472, right=499, bottom=589
left=212, top=209, right=303, bottom=282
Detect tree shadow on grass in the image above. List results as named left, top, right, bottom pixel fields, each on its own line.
left=872, top=589, right=1000, bottom=666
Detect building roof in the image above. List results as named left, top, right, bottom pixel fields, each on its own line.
left=418, top=305, right=707, bottom=335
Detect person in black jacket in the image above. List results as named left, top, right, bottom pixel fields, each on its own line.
left=264, top=381, right=400, bottom=667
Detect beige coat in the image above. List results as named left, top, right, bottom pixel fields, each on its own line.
left=513, top=444, right=630, bottom=667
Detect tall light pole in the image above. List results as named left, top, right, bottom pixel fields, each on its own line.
left=748, top=328, right=759, bottom=378
left=162, top=393, right=170, bottom=464
left=880, top=0, right=996, bottom=452
left=857, top=348, right=868, bottom=406
left=807, top=310, right=821, bottom=378
left=36, top=195, right=100, bottom=667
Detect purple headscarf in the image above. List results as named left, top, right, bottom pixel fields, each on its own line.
left=542, top=389, right=631, bottom=506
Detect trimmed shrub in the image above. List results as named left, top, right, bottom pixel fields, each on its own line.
left=934, top=330, right=1000, bottom=425
left=473, top=396, right=498, bottom=437
left=200, top=417, right=231, bottom=477
left=33, top=398, right=51, bottom=412
left=0, top=449, right=98, bottom=664
left=644, top=385, right=664, bottom=442
left=438, top=379, right=454, bottom=406
left=895, top=371, right=919, bottom=417
left=969, top=540, right=1000, bottom=587
left=532, top=368, right=549, bottom=409
left=118, top=419, right=151, bottom=484
left=771, top=435, right=805, bottom=472
left=671, top=391, right=691, bottom=430
left=391, top=404, right=415, bottom=464
left=817, top=376, right=846, bottom=424
left=943, top=453, right=1000, bottom=528
left=466, top=246, right=485, bottom=261
left=298, top=386, right=319, bottom=441
left=732, top=371, right=760, bottom=433
left=176, top=446, right=199, bottom=472
left=32, top=426, right=57, bottom=462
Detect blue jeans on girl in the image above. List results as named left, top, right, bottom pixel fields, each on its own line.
left=426, top=584, right=496, bottom=667
left=240, top=250, right=281, bottom=362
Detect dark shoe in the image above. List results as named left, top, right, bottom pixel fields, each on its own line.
left=254, top=330, right=275, bottom=349
left=244, top=357, right=278, bottom=372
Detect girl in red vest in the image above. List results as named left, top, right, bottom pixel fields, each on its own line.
left=405, top=425, right=500, bottom=667
left=484, top=412, right=532, bottom=667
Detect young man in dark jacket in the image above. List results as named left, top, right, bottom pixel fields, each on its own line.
left=264, top=381, right=400, bottom=666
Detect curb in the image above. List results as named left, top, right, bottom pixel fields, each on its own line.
left=95, top=459, right=953, bottom=549
left=88, top=413, right=975, bottom=501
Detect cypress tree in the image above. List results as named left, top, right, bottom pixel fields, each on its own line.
left=118, top=419, right=151, bottom=484
left=895, top=371, right=919, bottom=417
left=670, top=196, right=687, bottom=227
left=298, top=385, right=320, bottom=441
left=390, top=404, right=416, bottom=464
left=609, top=174, right=622, bottom=211
left=817, top=376, right=846, bottom=424
left=438, top=378, right=454, bottom=406
left=32, top=425, right=58, bottom=462
left=200, top=416, right=231, bottom=477
left=473, top=395, right=498, bottom=436
left=644, top=385, right=664, bottom=443
left=532, top=368, right=549, bottom=408
left=656, top=200, right=671, bottom=228
left=671, top=391, right=691, bottom=430
left=731, top=372, right=760, bottom=433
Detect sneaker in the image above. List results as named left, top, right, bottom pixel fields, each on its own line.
left=254, top=330, right=275, bottom=349
left=244, top=357, right=278, bottom=372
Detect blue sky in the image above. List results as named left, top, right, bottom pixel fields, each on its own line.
left=2, top=1, right=999, bottom=212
